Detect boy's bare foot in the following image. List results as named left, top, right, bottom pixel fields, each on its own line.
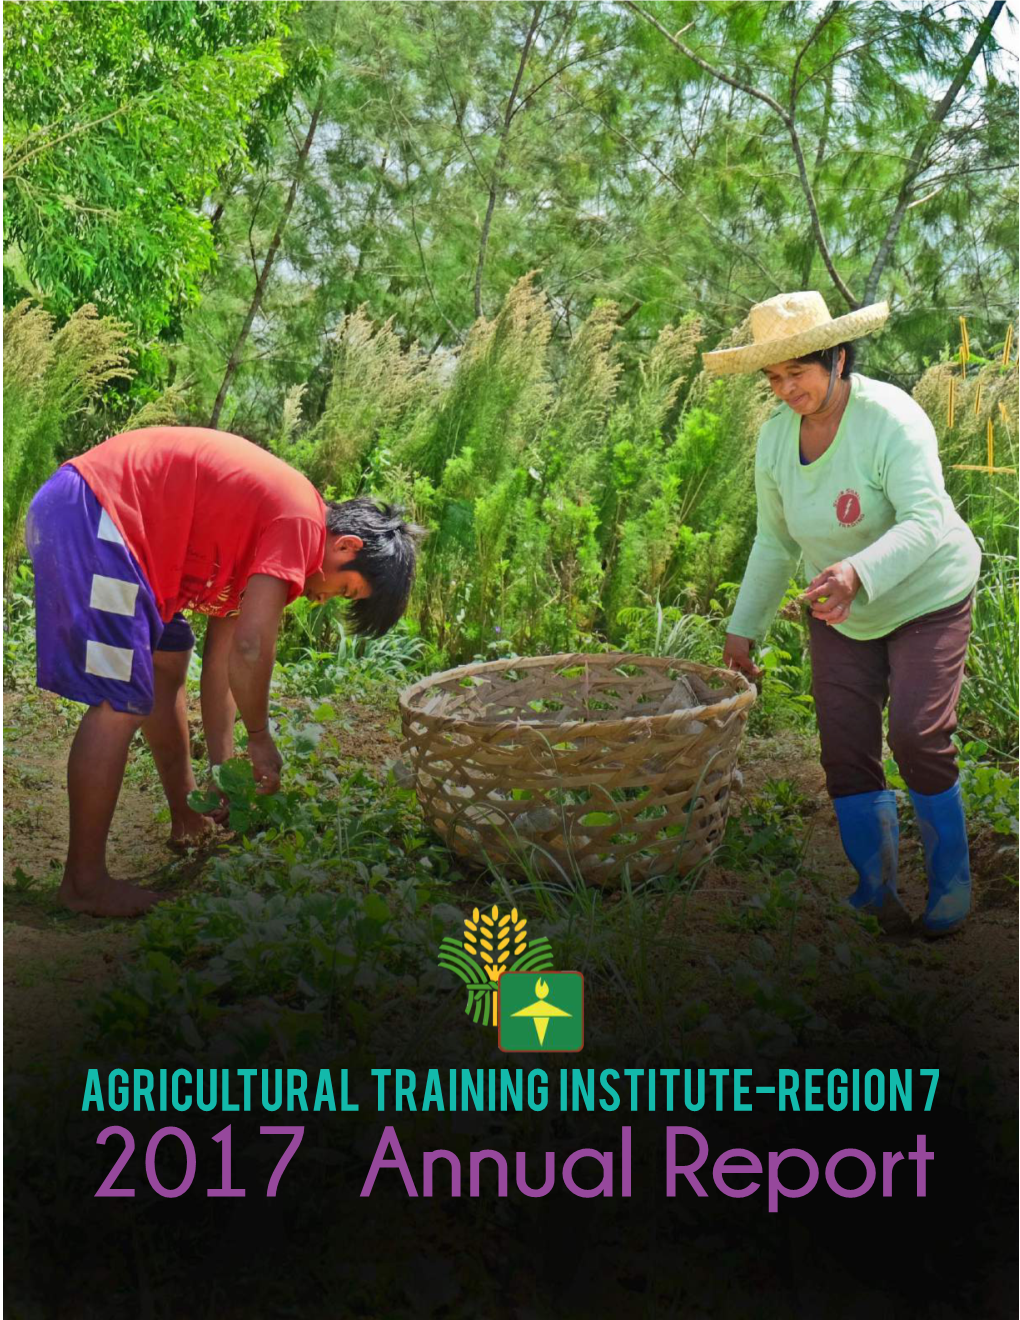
left=59, top=870, right=166, bottom=918
left=168, top=806, right=216, bottom=851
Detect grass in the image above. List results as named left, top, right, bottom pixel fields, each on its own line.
left=1, top=518, right=1015, bottom=1075
left=40, top=665, right=977, bottom=1067
left=3, top=581, right=1015, bottom=1069
left=960, top=552, right=1019, bottom=758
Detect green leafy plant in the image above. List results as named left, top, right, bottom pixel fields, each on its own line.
left=888, top=743, right=1019, bottom=841
left=717, top=782, right=811, bottom=876
left=721, top=871, right=802, bottom=933
left=3, top=1, right=294, bottom=336
left=960, top=554, right=1019, bottom=759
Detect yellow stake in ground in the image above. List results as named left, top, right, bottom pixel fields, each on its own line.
left=511, top=976, right=572, bottom=1046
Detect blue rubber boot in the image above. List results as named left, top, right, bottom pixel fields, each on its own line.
left=833, top=790, right=912, bottom=934
left=908, top=782, right=972, bottom=937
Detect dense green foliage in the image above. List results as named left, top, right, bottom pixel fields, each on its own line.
left=168, top=0, right=1017, bottom=418
left=3, top=0, right=1017, bottom=741
left=266, top=278, right=773, bottom=661
left=3, top=0, right=1017, bottom=724
left=2, top=300, right=132, bottom=590
left=3, top=0, right=297, bottom=335
left=6, top=2, right=1017, bottom=379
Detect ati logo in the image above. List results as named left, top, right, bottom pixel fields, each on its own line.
left=498, top=972, right=585, bottom=1053
left=438, top=906, right=584, bottom=1050
left=834, top=489, right=863, bottom=527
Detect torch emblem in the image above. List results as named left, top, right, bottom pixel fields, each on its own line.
left=498, top=970, right=585, bottom=1053
left=510, top=976, right=573, bottom=1046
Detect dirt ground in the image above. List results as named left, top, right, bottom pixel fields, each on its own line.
left=4, top=689, right=1017, bottom=1083
left=2, top=688, right=399, bottom=1065
left=736, top=733, right=1019, bottom=1089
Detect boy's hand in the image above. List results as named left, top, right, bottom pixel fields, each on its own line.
left=202, top=780, right=231, bottom=825
left=801, top=561, right=860, bottom=625
left=187, top=775, right=229, bottom=827
left=723, top=633, right=762, bottom=680
left=248, top=729, right=283, bottom=795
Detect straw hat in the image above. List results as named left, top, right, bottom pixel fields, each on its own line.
left=703, top=291, right=889, bottom=376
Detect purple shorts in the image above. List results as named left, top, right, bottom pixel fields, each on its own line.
left=25, top=466, right=195, bottom=716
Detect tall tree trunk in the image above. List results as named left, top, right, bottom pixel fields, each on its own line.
left=862, top=0, right=1004, bottom=305
left=473, top=4, right=543, bottom=319
left=210, top=90, right=325, bottom=429
left=800, top=65, right=834, bottom=287
left=344, top=152, right=388, bottom=316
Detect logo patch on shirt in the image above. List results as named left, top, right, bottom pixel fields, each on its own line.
left=834, top=489, right=863, bottom=527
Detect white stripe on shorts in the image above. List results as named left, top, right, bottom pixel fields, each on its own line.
left=90, top=573, right=139, bottom=617
left=85, top=640, right=134, bottom=682
left=97, top=508, right=125, bottom=545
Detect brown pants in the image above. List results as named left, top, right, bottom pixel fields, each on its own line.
left=808, top=594, right=973, bottom=799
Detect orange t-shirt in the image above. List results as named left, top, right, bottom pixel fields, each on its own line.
left=71, top=427, right=326, bottom=621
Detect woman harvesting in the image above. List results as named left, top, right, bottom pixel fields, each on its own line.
left=708, top=293, right=980, bottom=937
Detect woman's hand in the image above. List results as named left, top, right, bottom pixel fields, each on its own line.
left=801, top=561, right=861, bottom=625
left=723, top=633, right=762, bottom=680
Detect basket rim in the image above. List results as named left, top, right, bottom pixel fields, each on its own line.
left=398, top=651, right=756, bottom=736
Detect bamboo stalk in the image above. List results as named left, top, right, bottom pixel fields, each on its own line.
left=972, top=382, right=983, bottom=417
left=1002, top=324, right=1014, bottom=368
left=946, top=375, right=955, bottom=429
left=987, top=417, right=994, bottom=469
left=959, top=315, right=970, bottom=378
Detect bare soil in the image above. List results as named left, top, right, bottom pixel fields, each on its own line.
left=4, top=690, right=173, bottom=1064
left=2, top=687, right=402, bottom=1066
left=736, top=731, right=1018, bottom=1087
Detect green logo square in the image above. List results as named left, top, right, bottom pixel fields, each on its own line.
left=497, top=972, right=584, bottom=1053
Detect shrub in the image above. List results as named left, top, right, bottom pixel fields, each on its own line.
left=3, top=301, right=132, bottom=595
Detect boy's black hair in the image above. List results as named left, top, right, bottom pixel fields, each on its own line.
left=794, top=340, right=857, bottom=377
left=325, top=497, right=425, bottom=637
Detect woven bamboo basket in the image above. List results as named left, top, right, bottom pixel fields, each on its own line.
left=398, top=653, right=756, bottom=886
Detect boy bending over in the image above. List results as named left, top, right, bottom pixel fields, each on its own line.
left=26, top=426, right=421, bottom=917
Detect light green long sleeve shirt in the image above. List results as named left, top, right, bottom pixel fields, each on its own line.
left=728, top=373, right=981, bottom=642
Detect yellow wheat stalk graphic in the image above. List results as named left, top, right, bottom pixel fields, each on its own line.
left=463, top=905, right=527, bottom=983
left=439, top=904, right=552, bottom=1028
